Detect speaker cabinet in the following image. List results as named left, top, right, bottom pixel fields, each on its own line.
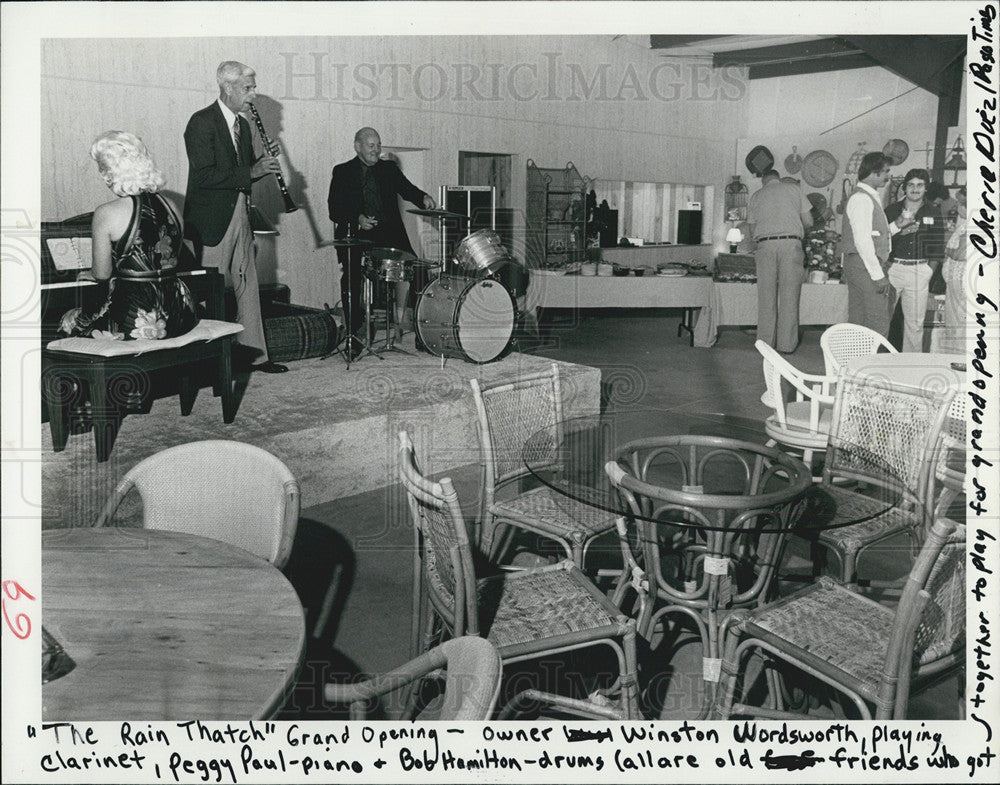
left=676, top=209, right=703, bottom=245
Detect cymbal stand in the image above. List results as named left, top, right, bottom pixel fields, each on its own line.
left=322, top=243, right=354, bottom=367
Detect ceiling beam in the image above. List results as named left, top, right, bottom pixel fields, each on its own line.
left=710, top=37, right=876, bottom=77
left=649, top=35, right=730, bottom=50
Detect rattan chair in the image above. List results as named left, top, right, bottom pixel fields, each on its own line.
left=470, top=363, right=615, bottom=567
left=755, top=340, right=836, bottom=474
left=806, top=374, right=955, bottom=586
left=96, top=440, right=300, bottom=568
left=714, top=517, right=964, bottom=720
left=398, top=430, right=640, bottom=720
left=324, top=636, right=502, bottom=720
left=820, top=322, right=897, bottom=377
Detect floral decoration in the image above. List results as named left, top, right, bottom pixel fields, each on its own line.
left=805, top=227, right=842, bottom=277
left=129, top=308, right=167, bottom=340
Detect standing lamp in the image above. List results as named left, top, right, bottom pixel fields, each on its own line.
left=726, top=227, right=744, bottom=253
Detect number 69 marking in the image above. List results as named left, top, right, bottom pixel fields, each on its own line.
left=2, top=580, right=37, bottom=640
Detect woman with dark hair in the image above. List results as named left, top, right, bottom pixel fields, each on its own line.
left=58, top=131, right=198, bottom=340
left=883, top=168, right=944, bottom=352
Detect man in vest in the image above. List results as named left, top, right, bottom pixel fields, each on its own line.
left=841, top=152, right=914, bottom=337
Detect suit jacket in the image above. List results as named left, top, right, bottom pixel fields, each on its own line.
left=183, top=102, right=254, bottom=249
left=327, top=156, right=427, bottom=253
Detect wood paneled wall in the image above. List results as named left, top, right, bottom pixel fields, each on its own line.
left=41, top=36, right=746, bottom=308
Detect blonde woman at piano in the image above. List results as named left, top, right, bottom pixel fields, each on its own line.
left=58, top=131, right=198, bottom=341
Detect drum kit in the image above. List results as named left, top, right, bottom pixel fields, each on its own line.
left=331, top=208, right=526, bottom=367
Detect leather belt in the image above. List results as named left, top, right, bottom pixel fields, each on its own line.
left=756, top=234, right=801, bottom=242
left=891, top=258, right=928, bottom=266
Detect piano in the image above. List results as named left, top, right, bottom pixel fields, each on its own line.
left=40, top=214, right=235, bottom=461
left=40, top=213, right=223, bottom=342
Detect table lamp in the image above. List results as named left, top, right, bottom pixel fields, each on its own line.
left=726, top=227, right=743, bottom=253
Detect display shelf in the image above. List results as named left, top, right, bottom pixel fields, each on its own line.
left=526, top=160, right=591, bottom=270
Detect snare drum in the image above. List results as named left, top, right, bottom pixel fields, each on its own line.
left=414, top=275, right=515, bottom=363
left=454, top=229, right=510, bottom=274
left=363, top=256, right=413, bottom=282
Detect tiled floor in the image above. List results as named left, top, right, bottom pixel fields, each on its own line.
left=269, top=311, right=960, bottom=721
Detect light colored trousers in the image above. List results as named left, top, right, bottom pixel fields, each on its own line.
left=888, top=262, right=933, bottom=353
left=755, top=238, right=805, bottom=352
left=940, top=257, right=966, bottom=355
left=201, top=196, right=268, bottom=362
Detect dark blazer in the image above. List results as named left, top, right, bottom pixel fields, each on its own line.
left=183, top=102, right=254, bottom=249
left=327, top=156, right=427, bottom=253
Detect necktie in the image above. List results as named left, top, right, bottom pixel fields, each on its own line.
left=233, top=117, right=242, bottom=165
left=233, top=117, right=251, bottom=223
left=361, top=165, right=383, bottom=223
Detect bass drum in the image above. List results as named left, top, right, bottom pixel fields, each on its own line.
left=414, top=275, right=515, bottom=363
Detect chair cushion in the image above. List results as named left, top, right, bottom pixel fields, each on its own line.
left=46, top=319, right=243, bottom=356
left=742, top=579, right=893, bottom=699
left=491, top=486, right=616, bottom=541
left=782, top=400, right=833, bottom=434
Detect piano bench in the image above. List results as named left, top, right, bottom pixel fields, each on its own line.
left=42, top=320, right=244, bottom=463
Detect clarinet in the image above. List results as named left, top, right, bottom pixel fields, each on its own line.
left=247, top=103, right=298, bottom=213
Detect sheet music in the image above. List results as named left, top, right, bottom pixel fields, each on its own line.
left=45, top=236, right=92, bottom=271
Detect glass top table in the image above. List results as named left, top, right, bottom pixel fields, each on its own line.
left=521, top=409, right=904, bottom=534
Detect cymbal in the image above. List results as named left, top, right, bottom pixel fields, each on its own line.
left=367, top=246, right=418, bottom=263
left=329, top=237, right=373, bottom=248
left=407, top=208, right=469, bottom=221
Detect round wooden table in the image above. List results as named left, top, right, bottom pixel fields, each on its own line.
left=42, top=527, right=305, bottom=720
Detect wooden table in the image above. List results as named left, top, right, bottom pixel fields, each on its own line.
left=42, top=527, right=305, bottom=720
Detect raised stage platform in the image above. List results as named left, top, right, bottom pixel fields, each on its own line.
left=40, top=340, right=601, bottom=528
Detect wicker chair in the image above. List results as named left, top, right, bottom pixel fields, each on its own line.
left=398, top=430, right=640, bottom=719
left=932, top=395, right=966, bottom=522
left=96, top=440, right=300, bottom=568
left=755, top=340, right=836, bottom=474
left=713, top=518, right=964, bottom=720
left=324, top=636, right=502, bottom=720
left=470, top=363, right=615, bottom=567
left=820, top=323, right=897, bottom=377
left=806, top=374, right=955, bottom=586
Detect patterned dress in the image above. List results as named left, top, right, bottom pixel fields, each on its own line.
left=68, top=193, right=198, bottom=340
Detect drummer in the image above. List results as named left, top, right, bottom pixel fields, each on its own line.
left=328, top=127, right=435, bottom=349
